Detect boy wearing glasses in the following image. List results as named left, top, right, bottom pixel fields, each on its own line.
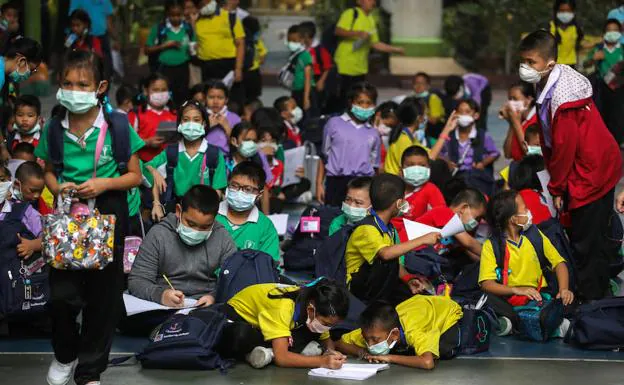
left=216, top=161, right=280, bottom=262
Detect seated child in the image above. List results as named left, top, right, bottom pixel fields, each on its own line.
left=11, top=95, right=41, bottom=151
left=205, top=80, right=242, bottom=155
left=115, top=84, right=137, bottom=115
left=384, top=97, right=428, bottom=176
left=336, top=297, right=463, bottom=369
left=479, top=190, right=573, bottom=337
left=218, top=279, right=349, bottom=369
left=215, top=161, right=280, bottom=262
left=344, top=174, right=440, bottom=304
left=329, top=176, right=372, bottom=236
left=274, top=96, right=303, bottom=148
left=66, top=9, right=103, bottom=57
left=508, top=155, right=552, bottom=226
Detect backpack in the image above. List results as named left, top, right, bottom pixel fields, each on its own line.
left=301, top=114, right=338, bottom=149
left=278, top=50, right=305, bottom=90
left=283, top=205, right=341, bottom=272
left=565, top=297, right=624, bottom=350
left=148, top=21, right=194, bottom=72
left=448, top=129, right=494, bottom=196
left=320, top=7, right=360, bottom=56
left=136, top=309, right=233, bottom=370
left=0, top=202, right=50, bottom=320
left=403, top=246, right=450, bottom=280
left=48, top=111, right=131, bottom=178
left=456, top=296, right=494, bottom=355
left=163, top=143, right=221, bottom=204
left=215, top=249, right=280, bottom=304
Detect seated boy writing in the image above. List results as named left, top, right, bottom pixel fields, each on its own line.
left=336, top=297, right=463, bottom=369
left=329, top=176, right=372, bottom=236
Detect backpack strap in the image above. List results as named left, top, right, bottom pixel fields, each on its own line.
left=448, top=132, right=460, bottom=163
left=93, top=120, right=109, bottom=178
left=350, top=7, right=360, bottom=30
left=183, top=21, right=194, bottom=40
left=204, top=144, right=220, bottom=186
left=5, top=202, right=30, bottom=222
left=47, top=116, right=66, bottom=179
left=106, top=111, right=132, bottom=175
left=155, top=21, right=168, bottom=46
left=472, top=129, right=486, bottom=163
left=228, top=11, right=237, bottom=40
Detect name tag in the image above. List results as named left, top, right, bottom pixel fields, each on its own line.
left=300, top=216, right=321, bottom=233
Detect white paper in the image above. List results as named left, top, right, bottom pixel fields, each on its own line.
left=283, top=146, right=306, bottom=187
left=403, top=218, right=440, bottom=241
left=222, top=70, right=235, bottom=89
left=123, top=293, right=198, bottom=317
left=268, top=214, right=289, bottom=236
left=537, top=170, right=557, bottom=217
left=440, top=214, right=466, bottom=238
left=308, top=364, right=389, bottom=381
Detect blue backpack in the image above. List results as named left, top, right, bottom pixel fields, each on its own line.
left=565, top=297, right=624, bottom=350
left=215, top=249, right=280, bottom=303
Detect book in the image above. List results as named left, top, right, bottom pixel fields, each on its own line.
left=308, top=363, right=389, bottom=381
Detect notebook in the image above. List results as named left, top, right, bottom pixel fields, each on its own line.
left=308, top=363, right=389, bottom=381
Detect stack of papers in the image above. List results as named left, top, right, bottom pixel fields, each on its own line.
left=308, top=364, right=389, bottom=381
left=403, top=215, right=467, bottom=241
left=123, top=293, right=198, bottom=316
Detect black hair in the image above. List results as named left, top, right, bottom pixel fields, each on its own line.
left=180, top=185, right=220, bottom=215
left=298, top=21, right=317, bottom=39
left=258, top=125, right=279, bottom=142
left=189, top=83, right=206, bottom=99
left=524, top=124, right=540, bottom=141
left=414, top=71, right=431, bottom=84
left=287, top=24, right=300, bottom=36
left=519, top=30, right=558, bottom=62
left=376, top=101, right=398, bottom=120
left=273, top=95, right=292, bottom=113
left=56, top=50, right=108, bottom=118
left=450, top=188, right=487, bottom=209
left=508, top=155, right=544, bottom=192
left=115, top=84, right=137, bottom=107
left=0, top=166, right=10, bottom=179
left=444, top=75, right=464, bottom=97
left=141, top=72, right=176, bottom=110
left=231, top=121, right=255, bottom=140
left=605, top=18, right=622, bottom=31
left=347, top=81, right=378, bottom=105
left=15, top=161, right=44, bottom=183
left=251, top=107, right=284, bottom=142
left=14, top=95, right=41, bottom=116
left=177, top=99, right=209, bottom=127
left=245, top=98, right=263, bottom=112
left=69, top=8, right=92, bottom=28
left=1, top=1, right=18, bottom=13
left=347, top=176, right=373, bottom=192
left=360, top=301, right=400, bottom=331
left=552, top=0, right=584, bottom=50
left=487, top=189, right=520, bottom=255
left=400, top=145, right=430, bottom=167
left=5, top=37, right=43, bottom=64
left=205, top=79, right=230, bottom=99
left=268, top=278, right=350, bottom=323
left=230, top=160, right=266, bottom=191
left=370, top=174, right=406, bottom=211
left=510, top=81, right=536, bottom=108
left=12, top=142, right=35, bottom=157
left=456, top=98, right=480, bottom=113
left=165, top=0, right=184, bottom=13
left=243, top=15, right=261, bottom=36
left=390, top=97, right=425, bottom=145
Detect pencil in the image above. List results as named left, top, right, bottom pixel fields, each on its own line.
left=162, top=274, right=175, bottom=291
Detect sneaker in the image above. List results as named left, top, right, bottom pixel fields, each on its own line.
left=296, top=191, right=313, bottom=204
left=300, top=341, right=323, bottom=356
left=553, top=318, right=571, bottom=338
left=46, top=359, right=78, bottom=385
left=246, top=346, right=274, bottom=369
left=496, top=316, right=513, bottom=337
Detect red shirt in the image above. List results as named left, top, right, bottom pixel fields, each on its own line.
left=128, top=107, right=177, bottom=161
left=11, top=134, right=40, bottom=151
left=72, top=36, right=103, bottom=58
left=403, top=182, right=446, bottom=221
left=308, top=45, right=332, bottom=77
left=284, top=121, right=302, bottom=147
left=393, top=205, right=455, bottom=243
left=518, top=189, right=552, bottom=225
left=267, top=158, right=284, bottom=190
left=510, top=109, right=538, bottom=161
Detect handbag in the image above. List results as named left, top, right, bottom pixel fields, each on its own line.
left=42, top=121, right=117, bottom=270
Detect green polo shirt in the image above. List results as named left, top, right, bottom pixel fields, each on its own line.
left=329, top=214, right=349, bottom=236
left=292, top=50, right=315, bottom=91
left=585, top=43, right=624, bottom=78
left=141, top=151, right=167, bottom=188
left=172, top=140, right=227, bottom=198
left=215, top=201, right=280, bottom=262
left=147, top=23, right=195, bottom=67
left=334, top=7, right=379, bottom=76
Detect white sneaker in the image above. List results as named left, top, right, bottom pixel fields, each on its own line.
left=300, top=341, right=323, bottom=356
left=496, top=316, right=513, bottom=337
left=246, top=346, right=274, bottom=369
left=296, top=191, right=313, bottom=204
left=46, top=358, right=78, bottom=385
left=553, top=318, right=571, bottom=338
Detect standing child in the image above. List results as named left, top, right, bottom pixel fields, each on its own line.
left=519, top=30, right=622, bottom=300
left=66, top=9, right=103, bottom=58
left=242, top=16, right=267, bottom=103
left=317, top=82, right=380, bottom=207
left=549, top=0, right=583, bottom=67
left=384, top=97, right=428, bottom=176
left=10, top=95, right=42, bottom=151
left=501, top=82, right=537, bottom=161
left=35, top=50, right=144, bottom=385
left=329, top=176, right=372, bottom=236
left=299, top=21, right=333, bottom=110
left=115, top=84, right=136, bottom=115
left=205, top=80, right=242, bottom=155
left=285, top=25, right=316, bottom=118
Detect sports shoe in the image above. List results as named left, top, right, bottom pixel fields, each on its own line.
left=246, top=346, right=274, bottom=369
left=296, top=191, right=313, bottom=204
left=46, top=358, right=77, bottom=385
left=553, top=318, right=571, bottom=338
left=300, top=341, right=323, bottom=356
left=496, top=316, right=513, bottom=337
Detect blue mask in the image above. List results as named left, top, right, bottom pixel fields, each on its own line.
left=226, top=187, right=257, bottom=212
left=403, top=165, right=430, bottom=187
left=351, top=105, right=375, bottom=122
left=177, top=220, right=212, bottom=246
left=239, top=140, right=258, bottom=158
left=464, top=216, right=479, bottom=232
left=9, top=59, right=31, bottom=83
left=367, top=329, right=398, bottom=356
left=415, top=91, right=430, bottom=99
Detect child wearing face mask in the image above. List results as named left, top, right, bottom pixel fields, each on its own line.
left=336, top=297, right=463, bottom=369
left=344, top=174, right=441, bottom=305
left=385, top=97, right=429, bottom=176
left=215, top=161, right=280, bottom=262
left=329, top=176, right=372, bottom=236
left=500, top=125, right=543, bottom=188
left=274, top=96, right=303, bottom=148
left=285, top=24, right=317, bottom=117
left=205, top=80, right=242, bottom=154
left=217, top=279, right=350, bottom=369
left=10, top=95, right=42, bottom=151
left=506, top=155, right=552, bottom=226
left=66, top=9, right=104, bottom=58
left=519, top=30, right=621, bottom=302
left=479, top=190, right=573, bottom=337
left=0, top=37, right=42, bottom=95
left=317, top=82, right=381, bottom=207
left=501, top=82, right=537, bottom=162
left=548, top=0, right=583, bottom=68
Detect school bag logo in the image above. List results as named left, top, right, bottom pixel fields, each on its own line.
left=97, top=144, right=114, bottom=166
left=165, top=322, right=183, bottom=334
left=244, top=240, right=256, bottom=249
left=476, top=315, right=489, bottom=343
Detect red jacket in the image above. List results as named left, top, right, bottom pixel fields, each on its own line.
left=539, top=65, right=622, bottom=210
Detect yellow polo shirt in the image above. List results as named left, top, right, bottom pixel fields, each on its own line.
left=550, top=21, right=579, bottom=66
left=334, top=7, right=379, bottom=76
left=196, top=10, right=245, bottom=61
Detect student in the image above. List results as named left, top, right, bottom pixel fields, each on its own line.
left=285, top=24, right=316, bottom=116
left=115, top=84, right=136, bottom=114
left=145, top=0, right=196, bottom=107
left=128, top=72, right=176, bottom=161
left=607, top=2, right=624, bottom=43
left=441, top=75, right=465, bottom=121
left=274, top=95, right=303, bottom=148
left=8, top=142, right=35, bottom=177
left=584, top=19, right=622, bottom=81
left=501, top=82, right=538, bottom=161
left=126, top=185, right=236, bottom=334
left=396, top=72, right=445, bottom=141
left=0, top=1, right=19, bottom=46
left=189, top=83, right=206, bottom=107
left=242, top=16, right=267, bottom=103
left=299, top=21, right=332, bottom=106
left=243, top=98, right=263, bottom=123
left=345, top=174, right=441, bottom=304
left=549, top=0, right=583, bottom=67
left=218, top=279, right=350, bottom=369
left=8, top=146, right=54, bottom=217
left=10, top=95, right=42, bottom=151
left=205, top=79, right=242, bottom=154
left=35, top=50, right=144, bottom=385
left=329, top=176, right=372, bottom=236
left=500, top=125, right=542, bottom=187
left=384, top=97, right=428, bottom=176
left=222, top=0, right=249, bottom=21
left=317, top=82, right=380, bottom=207
left=479, top=190, right=573, bottom=336
left=0, top=37, right=42, bottom=92
left=66, top=9, right=103, bottom=58
left=11, top=160, right=45, bottom=205
left=215, top=161, right=280, bottom=262
left=226, top=121, right=273, bottom=185
left=507, top=155, right=552, bottom=226
left=519, top=30, right=621, bottom=301
left=336, top=297, right=463, bottom=369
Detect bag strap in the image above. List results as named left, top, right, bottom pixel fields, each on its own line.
left=6, top=202, right=30, bottom=222
left=93, top=121, right=109, bottom=179
left=200, top=150, right=208, bottom=185
left=228, top=11, right=237, bottom=41
left=350, top=7, right=359, bottom=30
left=472, top=129, right=486, bottom=163
left=48, top=116, right=65, bottom=178
left=107, top=111, right=132, bottom=175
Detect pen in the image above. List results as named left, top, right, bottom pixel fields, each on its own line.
left=162, top=274, right=175, bottom=291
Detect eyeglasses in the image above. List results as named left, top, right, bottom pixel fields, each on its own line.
left=228, top=182, right=260, bottom=195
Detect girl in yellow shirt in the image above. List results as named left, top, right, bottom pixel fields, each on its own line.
left=549, top=0, right=584, bottom=66
left=384, top=97, right=429, bottom=175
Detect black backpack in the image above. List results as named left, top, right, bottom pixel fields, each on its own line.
left=215, top=249, right=280, bottom=304
left=320, top=7, right=360, bottom=56
left=163, top=143, right=221, bottom=204
left=148, top=21, right=195, bottom=72
left=0, top=202, right=50, bottom=320
left=48, top=111, right=132, bottom=178
left=448, top=128, right=494, bottom=196
left=565, top=297, right=624, bottom=350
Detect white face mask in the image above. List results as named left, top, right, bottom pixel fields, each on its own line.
left=150, top=92, right=170, bottom=107
left=457, top=114, right=475, bottom=128
left=515, top=210, right=533, bottom=232
left=290, top=106, right=303, bottom=124
left=508, top=100, right=526, bottom=113
left=200, top=1, right=217, bottom=15
left=0, top=181, right=12, bottom=205
left=306, top=305, right=332, bottom=334
left=376, top=123, right=392, bottom=136
left=519, top=63, right=553, bottom=84
left=556, top=12, right=574, bottom=24
left=286, top=41, right=305, bottom=53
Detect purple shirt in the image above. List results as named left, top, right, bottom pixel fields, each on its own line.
left=322, top=114, right=381, bottom=177
left=0, top=201, right=43, bottom=236
left=441, top=127, right=500, bottom=171
left=462, top=73, right=489, bottom=105
left=536, top=66, right=561, bottom=149
left=205, top=111, right=242, bottom=154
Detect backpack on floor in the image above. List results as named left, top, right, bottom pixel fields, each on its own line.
left=215, top=249, right=280, bottom=303
left=457, top=295, right=494, bottom=355
left=513, top=297, right=564, bottom=342
left=565, top=297, right=624, bottom=350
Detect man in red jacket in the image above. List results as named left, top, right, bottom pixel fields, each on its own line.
left=519, top=30, right=622, bottom=301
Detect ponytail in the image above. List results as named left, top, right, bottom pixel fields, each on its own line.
left=486, top=190, right=519, bottom=260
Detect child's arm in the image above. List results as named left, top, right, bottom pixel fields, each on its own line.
left=271, top=337, right=345, bottom=369
left=303, top=64, right=312, bottom=111
left=554, top=262, right=574, bottom=305
left=16, top=235, right=42, bottom=260
left=377, top=232, right=441, bottom=261
left=368, top=352, right=435, bottom=370
left=145, top=39, right=180, bottom=55
left=76, top=154, right=143, bottom=199
left=429, top=112, right=457, bottom=160
left=480, top=280, right=542, bottom=301
left=316, top=160, right=325, bottom=204
left=334, top=340, right=366, bottom=358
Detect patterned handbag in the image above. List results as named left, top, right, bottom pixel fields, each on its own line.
left=42, top=121, right=117, bottom=270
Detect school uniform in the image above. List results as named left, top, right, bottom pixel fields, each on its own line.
left=215, top=201, right=280, bottom=262
left=0, top=199, right=43, bottom=236
left=518, top=189, right=552, bottom=226
left=329, top=214, right=349, bottom=236
left=34, top=108, right=144, bottom=384
left=290, top=49, right=318, bottom=118
left=283, top=120, right=302, bottom=148
left=322, top=114, right=381, bottom=207
left=195, top=8, right=244, bottom=80
left=10, top=131, right=40, bottom=151
left=384, top=129, right=429, bottom=176
left=172, top=139, right=228, bottom=197
left=128, top=106, right=177, bottom=162
left=341, top=295, right=463, bottom=359
left=440, top=127, right=499, bottom=172
left=508, top=107, right=537, bottom=162
left=391, top=182, right=446, bottom=238
left=550, top=21, right=580, bottom=66
left=224, top=151, right=274, bottom=186
left=205, top=108, right=241, bottom=155
left=70, top=36, right=104, bottom=58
